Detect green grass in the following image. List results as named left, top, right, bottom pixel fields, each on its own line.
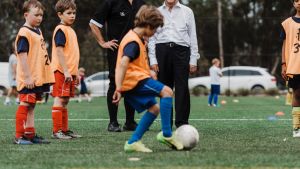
left=0, top=96, right=299, bottom=169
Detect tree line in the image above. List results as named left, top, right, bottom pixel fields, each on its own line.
left=0, top=0, right=293, bottom=84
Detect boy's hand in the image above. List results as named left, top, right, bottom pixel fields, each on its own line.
left=281, top=64, right=287, bottom=81
left=150, top=70, right=157, bottom=80
left=112, top=90, right=122, bottom=105
left=64, top=71, right=73, bottom=82
left=25, top=77, right=35, bottom=89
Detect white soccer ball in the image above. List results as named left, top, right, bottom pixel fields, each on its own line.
left=175, top=124, right=199, bottom=150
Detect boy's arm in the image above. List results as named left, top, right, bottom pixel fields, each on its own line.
left=56, top=46, right=72, bottom=82
left=12, top=61, right=17, bottom=80
left=281, top=40, right=287, bottom=81
left=19, top=52, right=34, bottom=89
left=112, top=56, right=130, bottom=104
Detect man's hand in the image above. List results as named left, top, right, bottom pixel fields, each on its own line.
left=150, top=64, right=159, bottom=73
left=189, top=65, right=197, bottom=74
left=100, top=39, right=119, bottom=51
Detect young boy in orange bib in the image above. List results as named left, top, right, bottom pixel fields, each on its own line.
left=51, top=0, right=81, bottom=139
left=281, top=0, right=300, bottom=137
left=113, top=5, right=183, bottom=152
left=14, top=0, right=54, bottom=145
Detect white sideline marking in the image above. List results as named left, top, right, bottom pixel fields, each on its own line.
left=0, top=118, right=292, bottom=121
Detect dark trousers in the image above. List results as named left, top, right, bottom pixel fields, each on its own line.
left=156, top=43, right=191, bottom=127
left=106, top=50, right=135, bottom=124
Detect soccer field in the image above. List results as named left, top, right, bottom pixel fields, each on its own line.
left=0, top=96, right=299, bottom=169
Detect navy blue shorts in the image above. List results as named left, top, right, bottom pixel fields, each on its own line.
left=210, top=84, right=220, bottom=95
left=288, top=75, right=300, bottom=90
left=124, top=78, right=164, bottom=113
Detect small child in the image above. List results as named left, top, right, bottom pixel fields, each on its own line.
left=281, top=0, right=300, bottom=137
left=208, top=58, right=222, bottom=107
left=113, top=5, right=183, bottom=153
left=5, top=42, right=19, bottom=105
left=51, top=0, right=81, bottom=139
left=14, top=0, right=54, bottom=145
left=78, top=67, right=92, bottom=102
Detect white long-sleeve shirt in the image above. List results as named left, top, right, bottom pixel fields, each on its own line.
left=148, top=1, right=200, bottom=66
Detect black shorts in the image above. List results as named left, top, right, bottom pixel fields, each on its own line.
left=288, top=75, right=300, bottom=90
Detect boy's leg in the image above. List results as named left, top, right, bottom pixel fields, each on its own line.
left=157, top=86, right=183, bottom=150
left=125, top=105, right=158, bottom=153
left=15, top=103, right=32, bottom=144
left=213, top=94, right=219, bottom=106
left=292, top=88, right=300, bottom=137
left=208, top=94, right=213, bottom=106
left=52, top=97, right=71, bottom=139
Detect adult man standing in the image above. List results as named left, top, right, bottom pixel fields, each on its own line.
left=89, top=0, right=145, bottom=132
left=148, top=0, right=200, bottom=128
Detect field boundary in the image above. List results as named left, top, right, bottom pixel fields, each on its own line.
left=0, top=118, right=292, bottom=121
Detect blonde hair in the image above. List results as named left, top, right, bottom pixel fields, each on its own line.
left=79, top=67, right=85, bottom=72
left=134, top=5, right=164, bottom=29
left=212, top=58, right=220, bottom=65
left=23, top=0, right=45, bottom=13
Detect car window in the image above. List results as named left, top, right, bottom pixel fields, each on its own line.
left=232, top=70, right=262, bottom=76
left=251, top=70, right=262, bottom=75
left=222, top=69, right=262, bottom=76
left=222, top=70, right=234, bottom=76
left=91, top=73, right=108, bottom=81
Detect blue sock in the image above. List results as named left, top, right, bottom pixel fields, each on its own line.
left=208, top=94, right=213, bottom=105
left=213, top=94, right=218, bottom=105
left=128, top=112, right=157, bottom=144
left=160, top=97, right=172, bottom=137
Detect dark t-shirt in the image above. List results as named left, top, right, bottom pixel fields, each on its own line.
left=17, top=26, right=41, bottom=54
left=54, top=29, right=66, bottom=47
left=123, top=41, right=140, bottom=61
left=91, top=0, right=145, bottom=42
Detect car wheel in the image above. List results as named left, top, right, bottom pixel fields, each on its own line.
left=251, top=85, right=265, bottom=95
left=0, top=87, right=7, bottom=97
left=192, top=86, right=208, bottom=96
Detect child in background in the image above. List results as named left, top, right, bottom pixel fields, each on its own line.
left=5, top=42, right=19, bottom=105
left=51, top=0, right=81, bottom=139
left=78, top=67, right=92, bottom=102
left=113, top=5, right=183, bottom=153
left=208, top=58, right=222, bottom=107
left=14, top=0, right=54, bottom=144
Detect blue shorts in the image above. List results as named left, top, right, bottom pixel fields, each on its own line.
left=210, top=84, right=220, bottom=95
left=124, top=78, right=164, bottom=113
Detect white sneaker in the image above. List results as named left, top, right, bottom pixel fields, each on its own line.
left=293, top=129, right=300, bottom=138
left=52, top=130, right=72, bottom=139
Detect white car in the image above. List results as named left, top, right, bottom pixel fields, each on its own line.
left=0, top=62, right=10, bottom=96
left=79, top=71, right=109, bottom=97
left=188, top=66, right=277, bottom=93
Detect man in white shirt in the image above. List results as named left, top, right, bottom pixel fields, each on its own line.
left=148, top=0, right=200, bottom=127
left=208, top=58, right=222, bottom=107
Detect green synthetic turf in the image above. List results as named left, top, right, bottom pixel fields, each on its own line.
left=0, top=96, right=299, bottom=169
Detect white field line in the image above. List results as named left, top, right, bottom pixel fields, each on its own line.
left=0, top=118, right=292, bottom=121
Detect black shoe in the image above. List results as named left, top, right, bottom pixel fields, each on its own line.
left=123, top=121, right=138, bottom=131
left=107, top=122, right=122, bottom=132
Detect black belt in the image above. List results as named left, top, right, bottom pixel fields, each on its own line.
left=161, top=42, right=179, bottom=48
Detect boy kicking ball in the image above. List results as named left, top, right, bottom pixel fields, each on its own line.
left=113, top=5, right=183, bottom=153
